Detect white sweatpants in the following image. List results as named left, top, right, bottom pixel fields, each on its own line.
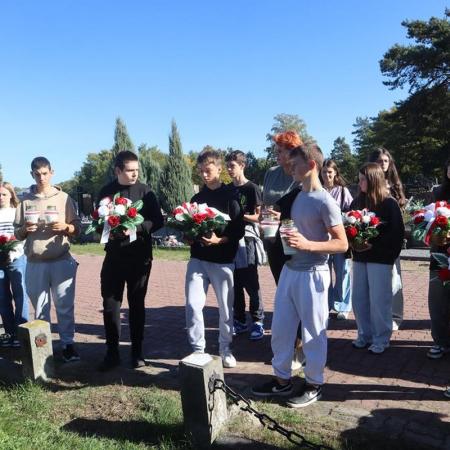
left=271, top=265, right=330, bottom=385
left=185, top=258, right=234, bottom=353
left=26, top=255, right=78, bottom=346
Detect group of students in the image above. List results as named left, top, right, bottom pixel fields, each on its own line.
left=0, top=139, right=449, bottom=406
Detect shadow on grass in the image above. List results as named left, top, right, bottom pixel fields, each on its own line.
left=62, top=418, right=189, bottom=447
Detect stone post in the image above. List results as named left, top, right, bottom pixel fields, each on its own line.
left=18, top=320, right=54, bottom=381
left=179, top=353, right=228, bottom=448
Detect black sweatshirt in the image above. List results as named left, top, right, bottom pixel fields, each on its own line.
left=350, top=196, right=404, bottom=265
left=190, top=183, right=245, bottom=263
left=98, top=180, right=164, bottom=261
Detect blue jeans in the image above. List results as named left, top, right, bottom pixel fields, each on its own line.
left=328, top=253, right=352, bottom=313
left=0, top=255, right=29, bottom=335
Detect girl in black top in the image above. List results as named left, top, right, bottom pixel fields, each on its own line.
left=350, top=163, right=404, bottom=354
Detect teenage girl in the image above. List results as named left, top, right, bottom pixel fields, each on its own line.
left=369, top=148, right=406, bottom=330
left=350, top=163, right=404, bottom=354
left=321, top=159, right=353, bottom=319
left=0, top=182, right=28, bottom=347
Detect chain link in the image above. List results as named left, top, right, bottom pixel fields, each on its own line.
left=209, top=376, right=332, bottom=450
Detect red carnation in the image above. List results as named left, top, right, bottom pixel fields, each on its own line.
left=108, top=215, right=121, bottom=228
left=438, top=268, right=450, bottom=282
left=413, top=215, right=424, bottom=225
left=127, top=207, right=138, bottom=218
left=115, top=197, right=128, bottom=205
left=91, top=210, right=99, bottom=220
left=0, top=235, right=8, bottom=245
left=348, top=210, right=363, bottom=221
left=173, top=207, right=184, bottom=215
left=7, top=236, right=16, bottom=242
left=345, top=226, right=358, bottom=239
left=193, top=213, right=208, bottom=224
left=370, top=216, right=380, bottom=226
left=205, top=207, right=216, bottom=219
left=435, top=215, right=448, bottom=227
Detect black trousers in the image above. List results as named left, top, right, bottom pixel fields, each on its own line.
left=234, top=265, right=264, bottom=323
left=100, top=254, right=152, bottom=351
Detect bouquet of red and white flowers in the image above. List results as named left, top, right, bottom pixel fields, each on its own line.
left=167, top=202, right=230, bottom=241
left=431, top=249, right=450, bottom=286
left=85, top=193, right=144, bottom=243
left=342, top=209, right=382, bottom=250
left=0, top=234, right=20, bottom=266
left=410, top=201, right=450, bottom=246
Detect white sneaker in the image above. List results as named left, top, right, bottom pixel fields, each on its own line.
left=392, top=321, right=400, bottom=331
left=221, top=350, right=237, bottom=368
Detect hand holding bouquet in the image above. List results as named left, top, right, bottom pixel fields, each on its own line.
left=167, top=202, right=230, bottom=243
left=85, top=193, right=144, bottom=243
left=410, top=201, right=450, bottom=247
left=0, top=234, right=20, bottom=267
left=342, top=209, right=382, bottom=252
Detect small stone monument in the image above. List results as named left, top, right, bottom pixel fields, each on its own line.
left=18, top=320, right=54, bottom=381
left=179, top=353, right=228, bottom=448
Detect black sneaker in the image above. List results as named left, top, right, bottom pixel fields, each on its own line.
left=251, top=378, right=293, bottom=397
left=62, top=344, right=81, bottom=363
left=98, top=349, right=120, bottom=372
left=132, top=355, right=146, bottom=369
left=0, top=333, right=13, bottom=348
left=286, top=383, right=322, bottom=408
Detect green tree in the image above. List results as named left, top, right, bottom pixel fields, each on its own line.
left=138, top=144, right=162, bottom=196
left=330, top=137, right=358, bottom=183
left=352, top=116, right=377, bottom=166
left=159, top=121, right=194, bottom=213
left=380, top=9, right=450, bottom=93
left=75, top=150, right=114, bottom=200
left=244, top=151, right=268, bottom=186
left=265, top=113, right=315, bottom=163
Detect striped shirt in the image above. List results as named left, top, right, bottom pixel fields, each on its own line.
left=0, top=207, right=16, bottom=236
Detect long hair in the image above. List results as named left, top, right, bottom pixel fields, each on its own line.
left=320, top=159, right=347, bottom=187
left=0, top=182, right=19, bottom=208
left=368, top=147, right=406, bottom=207
left=356, top=163, right=389, bottom=210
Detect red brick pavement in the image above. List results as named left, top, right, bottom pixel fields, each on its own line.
left=3, top=255, right=450, bottom=447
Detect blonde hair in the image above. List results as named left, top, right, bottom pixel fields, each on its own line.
left=0, top=182, right=19, bottom=208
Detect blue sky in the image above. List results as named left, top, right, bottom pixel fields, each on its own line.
left=0, top=0, right=447, bottom=187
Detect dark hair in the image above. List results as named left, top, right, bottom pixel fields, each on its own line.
left=320, top=159, right=347, bottom=187
left=225, top=150, right=246, bottom=165
left=31, top=157, right=52, bottom=171
left=289, top=142, right=324, bottom=171
left=197, top=149, right=222, bottom=166
left=114, top=150, right=138, bottom=170
left=356, top=163, right=389, bottom=210
left=368, top=147, right=406, bottom=207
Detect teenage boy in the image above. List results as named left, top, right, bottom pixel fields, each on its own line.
left=225, top=150, right=265, bottom=340
left=251, top=143, right=348, bottom=407
left=98, top=151, right=163, bottom=371
left=15, top=157, right=81, bottom=362
left=185, top=149, right=244, bottom=368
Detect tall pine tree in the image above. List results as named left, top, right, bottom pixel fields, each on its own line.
left=330, top=137, right=358, bottom=183
left=159, top=121, right=194, bottom=213
left=138, top=144, right=162, bottom=197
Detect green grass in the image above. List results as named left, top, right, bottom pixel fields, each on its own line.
left=0, top=381, right=192, bottom=450
left=71, top=243, right=190, bottom=261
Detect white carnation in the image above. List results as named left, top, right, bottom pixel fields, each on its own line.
left=98, top=205, right=110, bottom=217
left=362, top=215, right=371, bottom=224
left=99, top=197, right=112, bottom=207
left=114, top=204, right=126, bottom=216
left=347, top=216, right=357, bottom=225
left=436, top=207, right=450, bottom=218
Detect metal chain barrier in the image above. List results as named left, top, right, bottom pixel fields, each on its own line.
left=208, top=375, right=333, bottom=450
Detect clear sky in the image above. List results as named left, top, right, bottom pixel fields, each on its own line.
left=0, top=0, right=447, bottom=187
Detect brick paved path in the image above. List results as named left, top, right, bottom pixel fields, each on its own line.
left=2, top=255, right=450, bottom=448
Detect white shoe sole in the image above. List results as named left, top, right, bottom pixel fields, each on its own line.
left=286, top=392, right=322, bottom=408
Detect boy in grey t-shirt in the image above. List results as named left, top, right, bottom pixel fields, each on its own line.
left=252, top=143, right=348, bottom=408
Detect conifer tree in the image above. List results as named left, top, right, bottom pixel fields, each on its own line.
left=159, top=121, right=194, bottom=213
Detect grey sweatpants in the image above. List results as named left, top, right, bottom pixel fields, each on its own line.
left=26, top=255, right=78, bottom=346
left=185, top=258, right=234, bottom=353
left=428, top=271, right=450, bottom=347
